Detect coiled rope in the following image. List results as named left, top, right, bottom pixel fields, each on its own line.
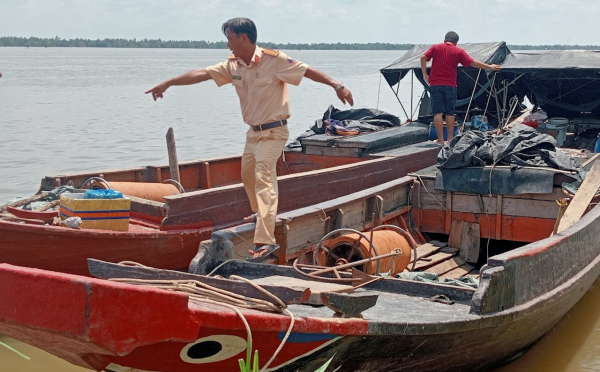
left=110, top=262, right=295, bottom=371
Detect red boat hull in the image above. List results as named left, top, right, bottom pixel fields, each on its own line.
left=0, top=220, right=208, bottom=276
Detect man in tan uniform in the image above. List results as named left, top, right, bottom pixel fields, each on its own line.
left=146, top=17, right=354, bottom=261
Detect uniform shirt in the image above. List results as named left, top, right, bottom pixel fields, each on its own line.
left=423, top=42, right=474, bottom=87
left=206, top=46, right=308, bottom=126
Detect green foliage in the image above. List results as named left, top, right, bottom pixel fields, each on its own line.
left=0, top=341, right=30, bottom=360
left=238, top=349, right=259, bottom=372
left=1, top=36, right=599, bottom=50
left=239, top=336, right=259, bottom=372
left=0, top=36, right=410, bottom=50
left=313, top=354, right=340, bottom=372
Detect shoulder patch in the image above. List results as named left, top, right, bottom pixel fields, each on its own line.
left=262, top=48, right=280, bottom=57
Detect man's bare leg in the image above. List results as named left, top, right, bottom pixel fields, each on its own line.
left=446, top=115, right=456, bottom=142
left=433, top=113, right=445, bottom=144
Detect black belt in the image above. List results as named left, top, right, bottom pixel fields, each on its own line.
left=251, top=120, right=287, bottom=131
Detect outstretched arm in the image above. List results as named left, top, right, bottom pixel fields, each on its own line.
left=303, top=66, right=354, bottom=106
left=470, top=61, right=501, bottom=72
left=145, top=68, right=213, bottom=101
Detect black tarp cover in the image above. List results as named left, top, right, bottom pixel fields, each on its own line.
left=380, top=42, right=511, bottom=122
left=497, top=50, right=600, bottom=118
left=437, top=123, right=579, bottom=171
left=434, top=123, right=581, bottom=194
left=380, top=42, right=510, bottom=87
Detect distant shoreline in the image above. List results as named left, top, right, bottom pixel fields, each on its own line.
left=1, top=36, right=599, bottom=50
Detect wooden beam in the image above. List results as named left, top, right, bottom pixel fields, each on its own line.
left=445, top=191, right=452, bottom=234
left=460, top=222, right=481, bottom=264
left=557, top=160, right=600, bottom=233
left=426, top=257, right=466, bottom=276
left=88, top=259, right=309, bottom=305
left=412, top=252, right=455, bottom=271
left=448, top=220, right=464, bottom=248
left=495, top=195, right=503, bottom=240
left=409, top=241, right=445, bottom=264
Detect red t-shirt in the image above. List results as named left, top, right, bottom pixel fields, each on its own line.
left=424, top=42, right=474, bottom=87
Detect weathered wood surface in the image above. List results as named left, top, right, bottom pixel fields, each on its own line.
left=447, top=220, right=464, bottom=249
left=166, top=127, right=181, bottom=184
left=439, top=263, right=475, bottom=281
left=0, top=212, right=46, bottom=225
left=409, top=241, right=445, bottom=263
left=412, top=252, right=455, bottom=271
left=163, top=144, right=437, bottom=228
left=431, top=209, right=556, bottom=240
left=557, top=160, right=600, bottom=233
left=206, top=176, right=415, bottom=262
left=251, top=275, right=353, bottom=305
left=87, top=259, right=310, bottom=305
left=320, top=292, right=379, bottom=318
left=426, top=257, right=466, bottom=276
left=448, top=220, right=480, bottom=264
left=210, top=259, right=476, bottom=303
left=418, top=178, right=564, bottom=218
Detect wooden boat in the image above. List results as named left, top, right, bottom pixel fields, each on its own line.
left=5, top=47, right=600, bottom=372
left=1, top=133, right=599, bottom=371
left=0, top=125, right=437, bottom=276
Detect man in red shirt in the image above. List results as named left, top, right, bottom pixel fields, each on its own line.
left=420, top=31, right=501, bottom=145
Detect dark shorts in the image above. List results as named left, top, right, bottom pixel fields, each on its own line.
left=430, top=85, right=457, bottom=116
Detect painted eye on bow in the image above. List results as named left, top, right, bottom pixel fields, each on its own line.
left=180, top=335, right=247, bottom=364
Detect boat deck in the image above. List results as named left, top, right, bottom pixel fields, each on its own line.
left=285, top=287, right=476, bottom=328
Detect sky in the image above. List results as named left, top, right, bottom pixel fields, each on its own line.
left=1, top=0, right=599, bottom=46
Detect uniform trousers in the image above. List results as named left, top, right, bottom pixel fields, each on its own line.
left=241, top=125, right=289, bottom=245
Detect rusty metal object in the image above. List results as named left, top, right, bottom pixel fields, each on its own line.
left=317, top=230, right=412, bottom=276
left=80, top=177, right=180, bottom=202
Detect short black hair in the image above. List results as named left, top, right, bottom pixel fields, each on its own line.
left=222, top=18, right=257, bottom=44
left=444, top=31, right=459, bottom=44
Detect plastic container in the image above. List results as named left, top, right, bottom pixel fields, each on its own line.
left=546, top=117, right=569, bottom=147
left=428, top=123, right=460, bottom=141
left=546, top=117, right=569, bottom=129
left=595, top=134, right=600, bottom=153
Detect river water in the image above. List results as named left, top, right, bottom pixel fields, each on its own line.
left=1, top=47, right=599, bottom=372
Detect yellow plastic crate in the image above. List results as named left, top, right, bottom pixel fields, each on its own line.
left=59, top=193, right=131, bottom=231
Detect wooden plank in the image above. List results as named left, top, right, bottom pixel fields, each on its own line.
left=447, top=220, right=464, bottom=248
left=452, top=192, right=563, bottom=217
left=460, top=222, right=481, bottom=264
left=582, top=153, right=600, bottom=168
left=445, top=191, right=452, bottom=234
left=557, top=160, right=600, bottom=233
left=420, top=209, right=557, bottom=243
left=412, top=252, right=455, bottom=271
left=251, top=275, right=354, bottom=305
left=439, top=263, right=475, bottom=281
left=439, top=264, right=473, bottom=282
left=409, top=241, right=445, bottom=263
left=87, top=259, right=309, bottom=305
left=440, top=247, right=459, bottom=255
left=426, top=257, right=466, bottom=276
left=495, top=195, right=502, bottom=240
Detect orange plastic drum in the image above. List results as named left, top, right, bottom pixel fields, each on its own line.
left=317, top=230, right=411, bottom=276
left=107, top=182, right=180, bottom=202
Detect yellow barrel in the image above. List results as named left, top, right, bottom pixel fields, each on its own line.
left=317, top=230, right=411, bottom=276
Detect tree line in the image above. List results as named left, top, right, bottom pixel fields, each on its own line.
left=0, top=36, right=411, bottom=50
left=1, top=36, right=599, bottom=50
